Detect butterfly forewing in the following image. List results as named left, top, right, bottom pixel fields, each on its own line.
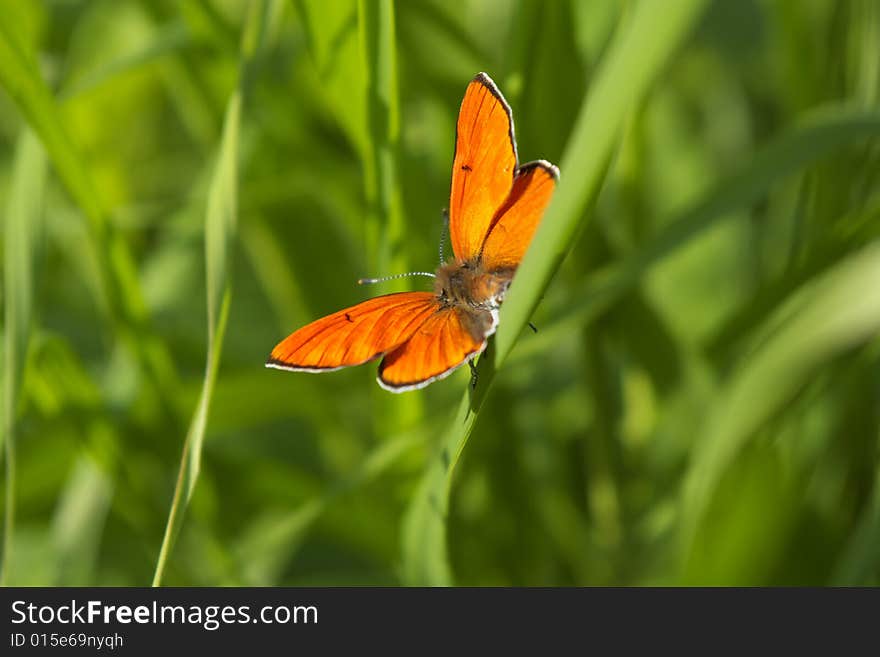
left=377, top=308, right=488, bottom=391
left=267, top=292, right=438, bottom=371
left=449, top=73, right=518, bottom=261
left=480, top=160, right=559, bottom=271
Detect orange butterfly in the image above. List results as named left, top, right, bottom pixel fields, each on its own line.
left=266, top=72, right=558, bottom=391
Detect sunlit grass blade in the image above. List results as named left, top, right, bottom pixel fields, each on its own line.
left=59, top=20, right=189, bottom=100
left=152, top=0, right=270, bottom=587
left=51, top=456, right=113, bottom=585
left=681, top=240, right=880, bottom=554
left=1, top=129, right=47, bottom=586
left=401, top=0, right=710, bottom=585
left=0, top=16, right=178, bottom=413
left=294, top=0, right=367, bottom=162
left=0, top=24, right=103, bottom=231
left=151, top=96, right=237, bottom=586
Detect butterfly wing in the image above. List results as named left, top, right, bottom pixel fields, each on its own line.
left=377, top=307, right=492, bottom=392
left=449, top=72, right=518, bottom=261
left=479, top=160, right=559, bottom=271
left=267, top=292, right=439, bottom=372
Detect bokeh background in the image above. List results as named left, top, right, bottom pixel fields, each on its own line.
left=1, top=0, right=879, bottom=586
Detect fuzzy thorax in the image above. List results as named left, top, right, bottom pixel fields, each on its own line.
left=434, top=259, right=515, bottom=310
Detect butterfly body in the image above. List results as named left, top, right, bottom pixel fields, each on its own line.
left=435, top=258, right=511, bottom=311
left=431, top=258, right=514, bottom=345
left=267, top=72, right=558, bottom=392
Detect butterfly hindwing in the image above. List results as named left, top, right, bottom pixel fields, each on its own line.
left=449, top=72, right=518, bottom=261
left=377, top=307, right=492, bottom=391
left=480, top=160, right=559, bottom=271
left=267, top=292, right=438, bottom=372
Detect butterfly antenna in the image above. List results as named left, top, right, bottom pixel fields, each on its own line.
left=438, top=208, right=449, bottom=265
left=358, top=271, right=435, bottom=285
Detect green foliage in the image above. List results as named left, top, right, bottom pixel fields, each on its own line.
left=2, top=129, right=46, bottom=583
left=1, top=0, right=878, bottom=586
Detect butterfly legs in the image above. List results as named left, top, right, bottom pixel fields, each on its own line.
left=468, top=358, right=478, bottom=389
left=465, top=322, right=533, bottom=390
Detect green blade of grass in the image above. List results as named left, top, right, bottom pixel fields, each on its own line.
left=151, top=95, right=238, bottom=588
left=152, top=0, right=270, bottom=587
left=357, top=0, right=423, bottom=430
left=1, top=129, right=47, bottom=586
left=401, top=0, right=710, bottom=586
left=681, top=240, right=880, bottom=554
left=358, top=0, right=404, bottom=275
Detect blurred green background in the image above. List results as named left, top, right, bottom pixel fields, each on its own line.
left=1, top=0, right=879, bottom=586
